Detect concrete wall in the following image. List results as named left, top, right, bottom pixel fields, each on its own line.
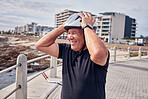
left=111, top=13, right=125, bottom=39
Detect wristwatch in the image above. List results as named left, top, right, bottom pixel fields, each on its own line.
left=82, top=24, right=93, bottom=30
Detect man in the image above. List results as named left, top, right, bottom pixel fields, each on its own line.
left=35, top=12, right=110, bottom=99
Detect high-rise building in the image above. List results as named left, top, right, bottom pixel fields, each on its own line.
left=96, top=12, right=137, bottom=43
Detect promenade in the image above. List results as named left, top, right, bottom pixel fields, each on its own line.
left=0, top=57, right=148, bottom=99
left=106, top=58, right=148, bottom=99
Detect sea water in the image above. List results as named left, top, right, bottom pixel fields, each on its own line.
left=0, top=69, right=41, bottom=89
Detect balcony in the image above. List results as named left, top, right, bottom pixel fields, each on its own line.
left=102, top=18, right=110, bottom=22
left=56, top=13, right=71, bottom=18
left=101, top=33, right=109, bottom=36
left=132, top=22, right=137, bottom=25
left=102, top=22, right=110, bottom=26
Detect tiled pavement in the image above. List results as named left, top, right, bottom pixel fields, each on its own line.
left=106, top=58, right=148, bottom=99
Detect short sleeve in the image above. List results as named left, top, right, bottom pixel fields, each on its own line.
left=102, top=50, right=110, bottom=70
left=58, top=43, right=70, bottom=59
left=104, top=50, right=110, bottom=66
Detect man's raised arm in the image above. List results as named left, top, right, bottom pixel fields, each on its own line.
left=79, top=12, right=108, bottom=66
left=35, top=24, right=66, bottom=57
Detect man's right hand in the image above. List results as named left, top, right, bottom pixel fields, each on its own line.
left=35, top=22, right=66, bottom=58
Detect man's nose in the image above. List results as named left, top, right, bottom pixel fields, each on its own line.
left=68, top=34, right=74, bottom=40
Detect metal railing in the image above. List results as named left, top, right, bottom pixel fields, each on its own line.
left=0, top=54, right=60, bottom=99
left=109, top=47, right=148, bottom=61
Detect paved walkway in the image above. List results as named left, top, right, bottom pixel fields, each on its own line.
left=0, top=67, right=62, bottom=99
left=106, top=58, right=148, bottom=99
left=0, top=57, right=148, bottom=99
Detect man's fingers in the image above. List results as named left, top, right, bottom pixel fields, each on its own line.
left=92, top=17, right=96, bottom=23
left=78, top=13, right=84, bottom=18
left=88, top=13, right=93, bottom=20
left=83, top=12, right=89, bottom=18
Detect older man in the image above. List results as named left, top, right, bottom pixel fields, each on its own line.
left=35, top=12, right=109, bottom=99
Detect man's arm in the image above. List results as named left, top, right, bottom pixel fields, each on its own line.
left=35, top=24, right=66, bottom=58
left=79, top=12, right=108, bottom=66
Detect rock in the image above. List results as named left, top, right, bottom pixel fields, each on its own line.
left=0, top=36, right=49, bottom=73
left=0, top=42, right=9, bottom=48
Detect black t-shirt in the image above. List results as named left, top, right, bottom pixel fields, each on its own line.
left=58, top=43, right=110, bottom=99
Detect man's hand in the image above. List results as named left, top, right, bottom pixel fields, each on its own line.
left=35, top=22, right=67, bottom=58
left=78, top=12, right=95, bottom=28
left=59, top=22, right=67, bottom=33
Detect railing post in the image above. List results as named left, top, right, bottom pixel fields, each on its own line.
left=113, top=47, right=116, bottom=61
left=50, top=56, right=57, bottom=78
left=127, top=47, right=130, bottom=59
left=16, top=54, right=27, bottom=99
left=139, top=47, right=142, bottom=58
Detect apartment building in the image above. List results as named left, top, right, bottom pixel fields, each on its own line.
left=14, top=22, right=54, bottom=36
left=96, top=12, right=137, bottom=43
left=15, top=22, right=38, bottom=34
left=55, top=9, right=96, bottom=39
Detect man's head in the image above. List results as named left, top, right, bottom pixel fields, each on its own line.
left=64, top=12, right=96, bottom=52
left=64, top=13, right=85, bottom=52
left=67, top=28, right=84, bottom=52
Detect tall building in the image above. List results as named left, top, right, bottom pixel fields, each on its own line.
left=96, top=12, right=137, bottom=42
left=55, top=9, right=96, bottom=39
left=14, top=22, right=54, bottom=36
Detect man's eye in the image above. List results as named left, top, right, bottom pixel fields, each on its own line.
left=72, top=32, right=77, bottom=34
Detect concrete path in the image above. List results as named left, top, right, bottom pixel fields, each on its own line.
left=0, top=57, right=148, bottom=99
left=106, top=58, right=148, bottom=99
left=0, top=66, right=62, bottom=99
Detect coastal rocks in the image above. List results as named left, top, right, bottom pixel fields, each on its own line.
left=0, top=42, right=9, bottom=48
left=0, top=35, right=52, bottom=73
left=28, top=60, right=50, bottom=73
left=0, top=43, right=49, bottom=73
left=0, top=37, right=9, bottom=48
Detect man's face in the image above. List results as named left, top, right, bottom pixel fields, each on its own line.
left=67, top=28, right=84, bottom=52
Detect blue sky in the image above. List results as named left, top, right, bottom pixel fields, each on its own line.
left=0, top=0, right=148, bottom=36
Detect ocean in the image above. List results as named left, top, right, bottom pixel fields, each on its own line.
left=0, top=69, right=41, bottom=90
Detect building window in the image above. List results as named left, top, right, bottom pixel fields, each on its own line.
left=102, top=26, right=109, bottom=28
left=102, top=30, right=109, bottom=32
left=101, top=34, right=108, bottom=36
left=103, top=13, right=115, bottom=16
left=103, top=19, right=110, bottom=21
left=102, top=22, right=109, bottom=25
left=96, top=33, right=99, bottom=36
left=97, top=26, right=101, bottom=29
left=97, top=23, right=100, bottom=25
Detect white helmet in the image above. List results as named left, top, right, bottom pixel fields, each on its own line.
left=64, top=13, right=97, bottom=31
left=64, top=13, right=82, bottom=31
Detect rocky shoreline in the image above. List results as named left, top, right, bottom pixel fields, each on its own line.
left=0, top=35, right=51, bottom=73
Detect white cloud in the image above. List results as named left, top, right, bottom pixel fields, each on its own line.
left=0, top=0, right=73, bottom=31
left=0, top=0, right=148, bottom=36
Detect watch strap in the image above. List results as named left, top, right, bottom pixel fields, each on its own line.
left=82, top=24, right=93, bottom=30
